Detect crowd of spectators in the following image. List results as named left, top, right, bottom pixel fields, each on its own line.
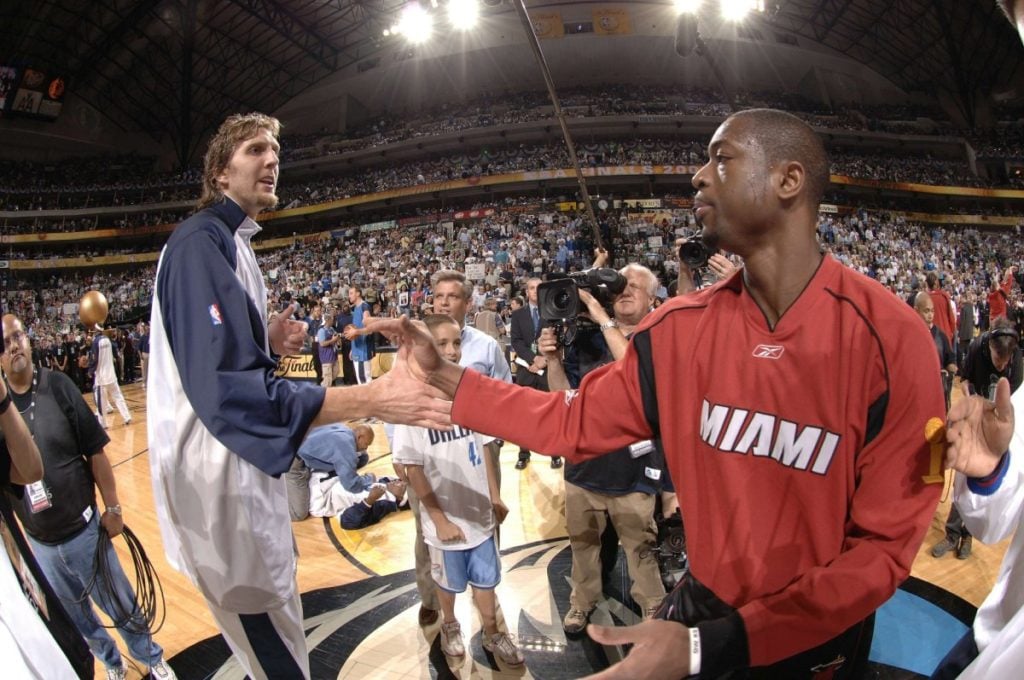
left=828, top=150, right=986, bottom=186
left=6, top=86, right=1024, bottom=223
left=6, top=201, right=1021, bottom=373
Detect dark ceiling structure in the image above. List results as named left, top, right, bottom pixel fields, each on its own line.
left=771, top=0, right=1024, bottom=125
left=1, top=0, right=1022, bottom=166
left=0, top=0, right=407, bottom=164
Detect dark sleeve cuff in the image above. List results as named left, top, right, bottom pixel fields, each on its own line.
left=696, top=611, right=749, bottom=678
left=967, top=451, right=1010, bottom=496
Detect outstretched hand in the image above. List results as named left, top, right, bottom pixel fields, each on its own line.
left=365, top=316, right=448, bottom=386
left=361, top=316, right=464, bottom=429
left=581, top=620, right=692, bottom=680
left=945, top=377, right=1015, bottom=478
left=269, top=302, right=308, bottom=355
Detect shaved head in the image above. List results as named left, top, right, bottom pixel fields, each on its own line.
left=728, top=108, right=830, bottom=207
left=353, top=424, right=375, bottom=451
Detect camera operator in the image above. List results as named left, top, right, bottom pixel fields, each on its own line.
left=509, top=277, right=563, bottom=470
left=538, top=262, right=668, bottom=635
left=673, top=236, right=739, bottom=297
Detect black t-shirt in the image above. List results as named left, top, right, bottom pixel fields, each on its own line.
left=0, top=441, right=94, bottom=676
left=963, top=334, right=1024, bottom=396
left=2, top=369, right=110, bottom=544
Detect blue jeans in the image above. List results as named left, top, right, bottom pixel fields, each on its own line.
left=28, top=512, right=162, bottom=669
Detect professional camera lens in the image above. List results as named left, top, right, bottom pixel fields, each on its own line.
left=679, top=237, right=710, bottom=269
left=554, top=289, right=573, bottom=312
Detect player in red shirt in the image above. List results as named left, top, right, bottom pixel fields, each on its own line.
left=374, top=109, right=945, bottom=679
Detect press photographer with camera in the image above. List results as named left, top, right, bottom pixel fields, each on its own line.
left=537, top=261, right=669, bottom=635
left=509, top=277, right=563, bottom=470
left=674, top=234, right=739, bottom=297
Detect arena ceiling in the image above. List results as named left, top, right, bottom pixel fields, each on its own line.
left=1, top=0, right=1022, bottom=163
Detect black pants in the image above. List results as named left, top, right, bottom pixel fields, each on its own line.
left=944, top=505, right=972, bottom=542
left=654, top=572, right=875, bottom=679
left=311, top=341, right=323, bottom=383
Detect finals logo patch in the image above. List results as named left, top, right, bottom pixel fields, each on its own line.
left=208, top=303, right=223, bottom=326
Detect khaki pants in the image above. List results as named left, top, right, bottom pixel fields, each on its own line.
left=406, top=487, right=439, bottom=611
left=564, top=483, right=665, bottom=612
left=320, top=360, right=336, bottom=388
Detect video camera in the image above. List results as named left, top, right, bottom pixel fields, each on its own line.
left=678, top=229, right=712, bottom=269
left=537, top=267, right=626, bottom=345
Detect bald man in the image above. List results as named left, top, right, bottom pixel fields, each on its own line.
left=296, top=423, right=376, bottom=491
left=375, top=108, right=946, bottom=678
left=915, top=292, right=958, bottom=389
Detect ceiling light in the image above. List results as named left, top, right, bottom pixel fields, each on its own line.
left=673, top=0, right=702, bottom=13
left=720, top=0, right=762, bottom=22
left=448, top=0, right=480, bottom=30
left=397, top=3, right=433, bottom=44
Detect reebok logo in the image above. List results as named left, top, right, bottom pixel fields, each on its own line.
left=752, top=344, right=784, bottom=359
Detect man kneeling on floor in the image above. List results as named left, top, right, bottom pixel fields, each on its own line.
left=286, top=423, right=407, bottom=528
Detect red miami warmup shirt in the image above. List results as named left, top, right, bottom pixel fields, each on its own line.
left=452, top=255, right=944, bottom=672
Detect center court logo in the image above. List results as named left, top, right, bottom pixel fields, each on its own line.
left=752, top=344, right=784, bottom=359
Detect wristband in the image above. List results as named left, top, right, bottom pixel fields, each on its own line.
left=0, top=390, right=10, bottom=415
left=689, top=627, right=701, bottom=676
left=104, top=505, right=122, bottom=516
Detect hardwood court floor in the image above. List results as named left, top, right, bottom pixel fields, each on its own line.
left=86, top=382, right=1009, bottom=679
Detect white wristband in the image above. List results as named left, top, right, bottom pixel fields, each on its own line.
left=689, top=626, right=701, bottom=676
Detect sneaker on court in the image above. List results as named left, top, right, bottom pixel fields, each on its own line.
left=150, top=658, right=178, bottom=679
left=563, top=606, right=592, bottom=635
left=105, top=662, right=127, bottom=680
left=957, top=535, right=973, bottom=560
left=484, top=632, right=525, bottom=666
left=931, top=537, right=956, bottom=558
left=440, top=620, right=465, bottom=657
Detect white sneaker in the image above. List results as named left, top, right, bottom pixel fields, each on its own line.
left=105, top=662, right=127, bottom=680
left=483, top=632, right=525, bottom=666
left=150, top=658, right=178, bottom=679
left=439, top=620, right=465, bottom=657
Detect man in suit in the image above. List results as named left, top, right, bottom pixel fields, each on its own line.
left=509, top=277, right=562, bottom=470
left=959, top=291, right=977, bottom=372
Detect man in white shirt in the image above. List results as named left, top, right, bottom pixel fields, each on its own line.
left=89, top=328, right=131, bottom=428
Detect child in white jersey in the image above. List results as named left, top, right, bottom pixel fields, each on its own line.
left=392, top=315, right=523, bottom=667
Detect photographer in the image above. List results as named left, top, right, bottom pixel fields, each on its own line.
left=538, top=263, right=668, bottom=635
left=674, top=236, right=739, bottom=297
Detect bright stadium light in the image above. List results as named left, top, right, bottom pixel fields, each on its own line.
left=673, top=0, right=702, bottom=13
left=720, top=0, right=763, bottom=22
left=448, top=0, right=480, bottom=31
left=397, top=2, right=434, bottom=44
